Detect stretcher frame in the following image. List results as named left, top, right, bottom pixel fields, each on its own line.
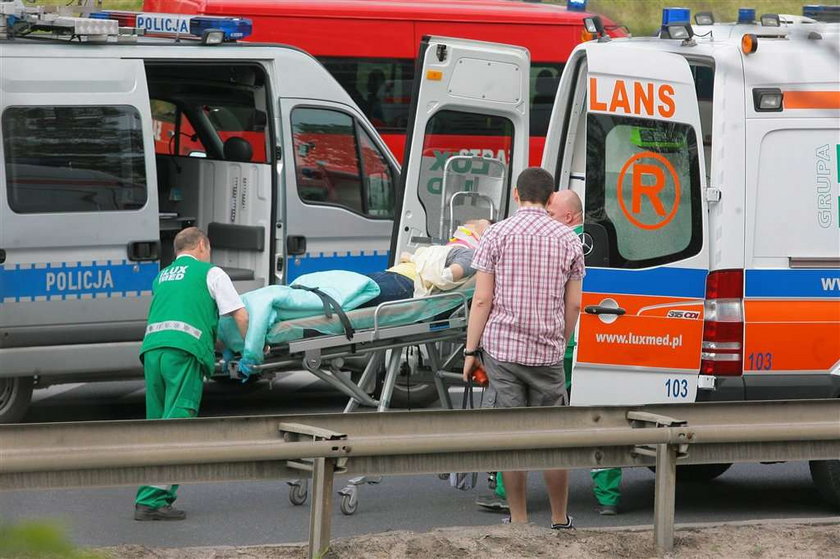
left=224, top=292, right=471, bottom=514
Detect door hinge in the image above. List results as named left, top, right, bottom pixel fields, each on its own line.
left=705, top=186, right=722, bottom=203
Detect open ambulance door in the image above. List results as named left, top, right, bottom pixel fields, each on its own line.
left=391, top=36, right=530, bottom=260
left=545, top=45, right=710, bottom=405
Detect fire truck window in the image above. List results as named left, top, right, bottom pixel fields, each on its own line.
left=530, top=63, right=564, bottom=137
left=3, top=106, right=147, bottom=214
left=319, top=58, right=414, bottom=134
left=585, top=114, right=702, bottom=268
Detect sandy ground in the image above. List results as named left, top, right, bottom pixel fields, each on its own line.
left=101, top=520, right=839, bottom=558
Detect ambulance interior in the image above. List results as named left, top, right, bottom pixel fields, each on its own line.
left=146, top=62, right=272, bottom=292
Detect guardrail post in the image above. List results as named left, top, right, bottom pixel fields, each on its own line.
left=308, top=456, right=337, bottom=559
left=653, top=443, right=677, bottom=555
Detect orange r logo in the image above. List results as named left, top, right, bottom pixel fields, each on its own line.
left=616, top=152, right=681, bottom=230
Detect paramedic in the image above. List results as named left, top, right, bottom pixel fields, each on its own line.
left=547, top=190, right=623, bottom=516
left=463, top=167, right=584, bottom=529
left=134, top=227, right=249, bottom=521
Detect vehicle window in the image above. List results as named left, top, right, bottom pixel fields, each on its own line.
left=585, top=114, right=702, bottom=268
left=359, top=128, right=395, bottom=218
left=3, top=105, right=147, bottom=214
left=530, top=63, right=564, bottom=137
left=319, top=57, right=414, bottom=134
left=417, top=110, right=514, bottom=241
left=292, top=107, right=391, bottom=219
left=150, top=100, right=204, bottom=157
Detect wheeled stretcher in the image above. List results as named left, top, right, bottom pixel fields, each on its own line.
left=222, top=289, right=473, bottom=513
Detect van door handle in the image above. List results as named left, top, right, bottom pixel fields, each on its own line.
left=584, top=305, right=626, bottom=316
left=127, top=241, right=160, bottom=262
left=287, top=235, right=307, bottom=257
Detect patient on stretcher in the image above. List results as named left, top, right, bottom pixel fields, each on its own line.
left=361, top=218, right=492, bottom=307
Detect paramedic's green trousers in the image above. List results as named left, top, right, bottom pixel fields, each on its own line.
left=590, top=467, right=622, bottom=506
left=135, top=348, right=204, bottom=509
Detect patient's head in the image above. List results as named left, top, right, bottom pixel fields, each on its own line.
left=466, top=218, right=493, bottom=237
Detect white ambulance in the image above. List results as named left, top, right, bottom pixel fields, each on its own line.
left=0, top=4, right=398, bottom=421
left=392, top=8, right=839, bottom=502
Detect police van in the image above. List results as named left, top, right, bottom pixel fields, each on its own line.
left=392, top=8, right=839, bottom=501
left=0, top=5, right=398, bottom=421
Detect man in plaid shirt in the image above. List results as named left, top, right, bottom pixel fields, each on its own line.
left=462, top=167, right=584, bottom=529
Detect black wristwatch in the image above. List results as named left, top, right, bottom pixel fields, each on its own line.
left=463, top=348, right=481, bottom=357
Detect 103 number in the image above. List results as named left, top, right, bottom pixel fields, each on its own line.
left=664, top=378, right=689, bottom=399
left=747, top=352, right=773, bottom=370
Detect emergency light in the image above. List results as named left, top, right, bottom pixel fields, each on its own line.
left=738, top=8, right=756, bottom=24
left=760, top=13, right=781, bottom=27
left=566, top=0, right=587, bottom=12
left=660, top=8, right=693, bottom=40
left=694, top=12, right=714, bottom=25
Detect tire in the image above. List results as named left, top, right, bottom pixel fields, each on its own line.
left=648, top=463, right=732, bottom=482
left=809, top=460, right=840, bottom=509
left=0, top=376, right=34, bottom=423
left=387, top=380, right=439, bottom=408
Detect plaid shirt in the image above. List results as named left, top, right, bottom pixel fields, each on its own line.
left=471, top=207, right=585, bottom=366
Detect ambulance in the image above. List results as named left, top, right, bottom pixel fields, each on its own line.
left=0, top=4, right=398, bottom=421
left=392, top=8, right=839, bottom=501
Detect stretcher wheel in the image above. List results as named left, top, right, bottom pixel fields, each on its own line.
left=289, top=482, right=308, bottom=506
left=437, top=473, right=449, bottom=480
left=338, top=486, right=359, bottom=515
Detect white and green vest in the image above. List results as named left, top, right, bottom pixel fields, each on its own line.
left=140, top=255, right=218, bottom=371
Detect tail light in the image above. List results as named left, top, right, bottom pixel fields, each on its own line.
left=700, top=269, right=744, bottom=376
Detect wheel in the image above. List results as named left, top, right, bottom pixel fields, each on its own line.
left=339, top=490, right=358, bottom=515
left=809, top=460, right=840, bottom=509
left=388, top=379, right=439, bottom=408
left=648, top=463, right=732, bottom=482
left=288, top=482, right=308, bottom=506
left=0, top=377, right=34, bottom=423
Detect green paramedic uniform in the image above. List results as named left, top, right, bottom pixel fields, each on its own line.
left=566, top=224, right=623, bottom=508
left=135, top=255, right=219, bottom=510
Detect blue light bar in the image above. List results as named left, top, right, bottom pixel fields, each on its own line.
left=803, top=5, right=840, bottom=22
left=567, top=0, right=588, bottom=12
left=738, top=8, right=756, bottom=24
left=190, top=16, right=252, bottom=41
left=662, top=7, right=691, bottom=26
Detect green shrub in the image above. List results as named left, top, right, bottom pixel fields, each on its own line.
left=0, top=522, right=104, bottom=559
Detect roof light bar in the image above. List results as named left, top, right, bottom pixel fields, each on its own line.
left=660, top=8, right=693, bottom=40
left=91, top=11, right=253, bottom=42
left=738, top=8, right=756, bottom=24
left=567, top=0, right=588, bottom=12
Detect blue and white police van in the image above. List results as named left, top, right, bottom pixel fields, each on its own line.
left=0, top=4, right=398, bottom=421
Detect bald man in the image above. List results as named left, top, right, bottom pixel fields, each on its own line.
left=547, top=190, right=622, bottom=516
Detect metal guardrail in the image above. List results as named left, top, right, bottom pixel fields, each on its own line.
left=2, top=400, right=839, bottom=558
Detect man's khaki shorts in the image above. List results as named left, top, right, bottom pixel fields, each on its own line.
left=481, top=351, right=568, bottom=408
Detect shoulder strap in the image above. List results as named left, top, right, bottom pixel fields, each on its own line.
left=291, top=285, right=355, bottom=340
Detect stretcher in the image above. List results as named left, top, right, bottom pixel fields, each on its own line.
left=221, top=288, right=473, bottom=514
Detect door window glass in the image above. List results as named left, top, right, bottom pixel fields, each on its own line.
left=3, top=105, right=147, bottom=214
left=151, top=100, right=204, bottom=157
left=417, top=110, right=514, bottom=242
left=292, top=107, right=392, bottom=218
left=585, top=114, right=702, bottom=268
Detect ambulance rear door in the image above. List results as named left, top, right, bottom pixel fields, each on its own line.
left=549, top=45, right=710, bottom=405
left=392, top=36, right=530, bottom=259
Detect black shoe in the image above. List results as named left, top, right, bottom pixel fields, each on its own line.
left=550, top=515, right=574, bottom=530
left=475, top=494, right=509, bottom=511
left=134, top=504, right=186, bottom=521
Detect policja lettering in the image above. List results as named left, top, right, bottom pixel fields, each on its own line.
left=45, top=269, right=115, bottom=292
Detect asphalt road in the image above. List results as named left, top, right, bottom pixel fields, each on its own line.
left=2, top=377, right=838, bottom=548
